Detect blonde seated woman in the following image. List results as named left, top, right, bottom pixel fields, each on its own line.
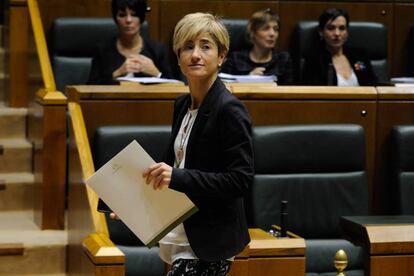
left=221, top=9, right=293, bottom=85
left=302, top=8, right=378, bottom=86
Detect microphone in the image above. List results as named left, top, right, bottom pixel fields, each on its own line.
left=280, top=200, right=288, bottom=237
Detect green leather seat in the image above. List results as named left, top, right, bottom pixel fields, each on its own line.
left=93, top=125, right=170, bottom=276
left=390, top=126, right=414, bottom=215
left=249, top=124, right=368, bottom=275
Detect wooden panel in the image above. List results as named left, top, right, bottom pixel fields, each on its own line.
left=0, top=243, right=24, bottom=256
left=279, top=2, right=393, bottom=76
left=249, top=257, right=305, bottom=276
left=8, top=5, right=29, bottom=107
left=392, top=3, right=414, bottom=76
left=29, top=101, right=67, bottom=229
left=370, top=255, right=414, bottom=276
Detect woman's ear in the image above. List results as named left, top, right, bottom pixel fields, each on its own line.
left=218, top=50, right=227, bottom=65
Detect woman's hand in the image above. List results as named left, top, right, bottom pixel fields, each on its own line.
left=109, top=212, right=120, bottom=220
left=135, top=54, right=161, bottom=77
left=143, top=162, right=172, bottom=190
left=249, top=67, right=266, bottom=76
left=113, top=54, right=161, bottom=79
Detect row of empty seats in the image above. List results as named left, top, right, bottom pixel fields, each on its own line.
left=50, top=17, right=395, bottom=92
left=91, top=123, right=414, bottom=275
left=93, top=125, right=414, bottom=275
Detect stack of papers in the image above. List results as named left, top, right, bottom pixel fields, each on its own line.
left=390, top=77, right=414, bottom=84
left=117, top=76, right=183, bottom=84
left=86, top=140, right=197, bottom=247
left=219, top=72, right=277, bottom=83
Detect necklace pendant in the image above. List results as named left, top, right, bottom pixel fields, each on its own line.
left=176, top=148, right=184, bottom=165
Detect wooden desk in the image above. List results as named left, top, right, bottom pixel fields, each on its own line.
left=229, top=228, right=305, bottom=276
left=341, top=216, right=414, bottom=276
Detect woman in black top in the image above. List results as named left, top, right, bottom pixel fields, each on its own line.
left=88, top=0, right=172, bottom=84
left=302, top=8, right=377, bottom=86
left=221, top=9, right=293, bottom=85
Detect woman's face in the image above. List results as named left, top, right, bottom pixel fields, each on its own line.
left=320, top=15, right=349, bottom=51
left=116, top=7, right=140, bottom=37
left=252, top=20, right=279, bottom=50
left=178, top=32, right=225, bottom=81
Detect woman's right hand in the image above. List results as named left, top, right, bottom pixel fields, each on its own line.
left=249, top=67, right=266, bottom=76
left=109, top=212, right=120, bottom=220
left=112, top=55, right=142, bottom=79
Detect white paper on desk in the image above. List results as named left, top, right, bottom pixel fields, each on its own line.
left=86, top=140, right=197, bottom=248
left=391, top=77, right=414, bottom=83
left=116, top=76, right=183, bottom=84
left=219, top=72, right=277, bottom=83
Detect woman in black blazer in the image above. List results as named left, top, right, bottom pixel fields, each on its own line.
left=88, top=0, right=172, bottom=84
left=143, top=12, right=254, bottom=275
left=302, top=8, right=377, bottom=86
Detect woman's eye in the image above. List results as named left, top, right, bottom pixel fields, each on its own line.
left=183, top=44, right=193, bottom=50
left=117, top=12, right=126, bottom=17
left=201, top=44, right=211, bottom=50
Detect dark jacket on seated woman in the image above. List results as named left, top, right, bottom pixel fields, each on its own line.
left=88, top=37, right=172, bottom=84
left=221, top=49, right=294, bottom=85
left=302, top=45, right=377, bottom=86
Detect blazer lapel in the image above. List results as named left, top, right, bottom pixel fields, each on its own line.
left=185, top=78, right=224, bottom=161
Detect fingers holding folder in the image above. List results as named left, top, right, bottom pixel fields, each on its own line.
left=143, top=162, right=172, bottom=190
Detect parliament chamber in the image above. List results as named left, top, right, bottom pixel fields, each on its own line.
left=2, top=0, right=414, bottom=275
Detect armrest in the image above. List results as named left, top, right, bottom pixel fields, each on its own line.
left=82, top=232, right=125, bottom=265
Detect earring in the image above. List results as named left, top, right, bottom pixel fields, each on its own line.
left=218, top=63, right=222, bottom=68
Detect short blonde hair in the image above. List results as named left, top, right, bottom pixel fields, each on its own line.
left=247, top=9, right=280, bottom=42
left=173, top=12, right=229, bottom=57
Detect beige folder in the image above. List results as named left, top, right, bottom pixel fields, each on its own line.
left=86, top=140, right=197, bottom=248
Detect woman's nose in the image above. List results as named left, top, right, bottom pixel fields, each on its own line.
left=191, top=47, right=201, bottom=60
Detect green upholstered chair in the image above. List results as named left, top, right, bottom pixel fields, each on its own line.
left=92, top=125, right=170, bottom=276
left=248, top=124, right=369, bottom=275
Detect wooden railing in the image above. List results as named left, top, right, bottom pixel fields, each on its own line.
left=27, top=0, right=56, bottom=93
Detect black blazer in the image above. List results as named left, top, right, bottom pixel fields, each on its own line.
left=88, top=37, right=172, bottom=84
left=221, top=49, right=294, bottom=85
left=165, top=78, right=254, bottom=261
left=302, top=45, right=378, bottom=86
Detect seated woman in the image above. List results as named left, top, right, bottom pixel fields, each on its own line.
left=302, top=8, right=377, bottom=86
left=88, top=0, right=172, bottom=84
left=220, top=9, right=293, bottom=85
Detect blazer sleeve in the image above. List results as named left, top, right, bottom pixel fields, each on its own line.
left=169, top=97, right=254, bottom=199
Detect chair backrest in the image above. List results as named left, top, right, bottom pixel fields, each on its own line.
left=93, top=125, right=171, bottom=246
left=50, top=17, right=149, bottom=92
left=248, top=124, right=369, bottom=239
left=390, top=126, right=414, bottom=215
left=222, top=19, right=250, bottom=55
left=292, top=21, right=388, bottom=83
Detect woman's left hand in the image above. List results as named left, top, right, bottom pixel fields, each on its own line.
left=136, top=54, right=161, bottom=77
left=143, top=162, right=172, bottom=190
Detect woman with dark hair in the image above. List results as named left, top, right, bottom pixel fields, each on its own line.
left=88, top=0, right=172, bottom=84
left=302, top=8, right=377, bottom=86
left=220, top=9, right=293, bottom=84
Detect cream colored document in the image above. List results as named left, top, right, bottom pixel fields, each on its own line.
left=86, top=140, right=197, bottom=248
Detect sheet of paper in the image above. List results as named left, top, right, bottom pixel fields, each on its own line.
left=219, top=72, right=277, bottom=83
left=117, top=76, right=183, bottom=84
left=86, top=140, right=197, bottom=247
